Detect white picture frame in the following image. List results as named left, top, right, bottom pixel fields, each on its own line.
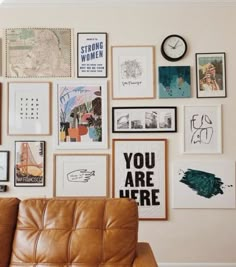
left=54, top=154, right=109, bottom=197
left=183, top=105, right=222, bottom=154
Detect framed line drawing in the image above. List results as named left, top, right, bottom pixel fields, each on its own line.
left=172, top=160, right=235, bottom=208
left=54, top=154, right=109, bottom=197
left=196, top=52, right=226, bottom=98
left=14, top=141, right=45, bottom=187
left=77, top=32, right=107, bottom=78
left=6, top=28, right=72, bottom=78
left=8, top=82, right=51, bottom=135
left=0, top=83, right=2, bottom=144
left=159, top=66, right=191, bottom=98
left=55, top=80, right=108, bottom=149
left=112, top=106, right=177, bottom=133
left=0, top=151, right=10, bottom=182
left=112, top=138, right=167, bottom=220
left=183, top=105, right=222, bottom=154
left=111, top=46, right=155, bottom=99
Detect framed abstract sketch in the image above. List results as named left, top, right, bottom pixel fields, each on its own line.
left=54, top=154, right=109, bottom=197
left=172, top=160, right=235, bottom=208
left=8, top=82, right=51, bottom=135
left=112, top=106, right=177, bottom=133
left=0, top=151, right=9, bottom=181
left=159, top=66, right=191, bottom=98
left=112, top=138, right=167, bottom=220
left=55, top=80, right=108, bottom=149
left=14, top=141, right=45, bottom=187
left=196, top=52, right=226, bottom=98
left=6, top=28, right=72, bottom=78
left=77, top=32, right=107, bottom=78
left=183, top=105, right=222, bottom=154
left=111, top=46, right=155, bottom=99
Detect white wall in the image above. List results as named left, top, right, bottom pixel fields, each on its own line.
left=0, top=3, right=236, bottom=264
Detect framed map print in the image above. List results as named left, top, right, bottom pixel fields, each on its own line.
left=6, top=28, right=72, bottom=78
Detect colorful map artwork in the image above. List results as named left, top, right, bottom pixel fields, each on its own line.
left=6, top=28, right=72, bottom=78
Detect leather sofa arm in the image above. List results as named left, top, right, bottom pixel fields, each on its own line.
left=133, top=242, right=158, bottom=267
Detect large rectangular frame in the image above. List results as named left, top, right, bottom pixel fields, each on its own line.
left=111, top=46, right=155, bottom=99
left=112, top=138, right=168, bottom=220
left=54, top=153, right=109, bottom=197
left=112, top=106, right=177, bottom=133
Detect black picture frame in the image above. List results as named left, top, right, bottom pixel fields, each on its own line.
left=0, top=151, right=9, bottom=182
left=77, top=32, right=107, bottom=78
left=112, top=106, right=177, bottom=133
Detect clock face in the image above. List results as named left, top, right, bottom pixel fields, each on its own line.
left=161, top=35, right=187, bottom=61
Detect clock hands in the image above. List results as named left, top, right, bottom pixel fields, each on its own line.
left=168, top=40, right=182, bottom=49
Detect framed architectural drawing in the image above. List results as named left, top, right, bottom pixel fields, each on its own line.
left=183, top=105, right=222, bottom=154
left=112, top=138, right=167, bottom=220
left=172, top=160, right=235, bottom=208
left=54, top=80, right=108, bottom=149
left=6, top=28, right=72, bottom=78
left=196, top=52, right=226, bottom=98
left=77, top=32, right=107, bottom=77
left=111, top=46, right=155, bottom=99
left=14, top=141, right=45, bottom=187
left=54, top=154, right=109, bottom=197
left=112, top=106, right=177, bottom=133
left=0, top=151, right=9, bottom=181
left=8, top=82, right=51, bottom=135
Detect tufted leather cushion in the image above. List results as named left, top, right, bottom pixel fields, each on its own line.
left=0, top=198, right=20, bottom=267
left=10, top=198, right=138, bottom=267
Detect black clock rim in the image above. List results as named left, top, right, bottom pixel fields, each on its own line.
left=161, top=34, right=187, bottom=62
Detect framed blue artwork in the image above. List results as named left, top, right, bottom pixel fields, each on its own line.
left=158, top=66, right=191, bottom=98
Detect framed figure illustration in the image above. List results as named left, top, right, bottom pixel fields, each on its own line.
left=111, top=46, right=155, bottom=99
left=112, top=138, right=168, bottom=220
left=0, top=151, right=9, bottom=181
left=55, top=80, right=108, bottom=149
left=196, top=52, right=226, bottom=98
left=77, top=32, right=107, bottom=78
left=183, top=105, right=222, bottom=154
left=14, top=141, right=45, bottom=187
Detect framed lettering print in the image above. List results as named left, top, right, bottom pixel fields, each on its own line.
left=77, top=32, right=107, bottom=78
left=112, top=138, right=168, bottom=220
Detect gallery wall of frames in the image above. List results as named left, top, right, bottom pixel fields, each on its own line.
left=0, top=27, right=233, bottom=222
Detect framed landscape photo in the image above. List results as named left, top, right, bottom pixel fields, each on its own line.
left=111, top=46, right=155, bottom=99
left=8, top=82, right=51, bottom=135
left=196, top=52, right=226, bottom=98
left=77, top=32, right=107, bottom=78
left=6, top=28, right=72, bottom=78
left=112, top=138, right=167, bottom=220
left=54, top=154, right=109, bottom=197
left=112, top=106, right=177, bottom=133
left=54, top=80, right=108, bottom=149
left=183, top=105, right=222, bottom=154
left=159, top=66, right=191, bottom=98
left=0, top=151, right=9, bottom=181
left=14, top=141, right=45, bottom=187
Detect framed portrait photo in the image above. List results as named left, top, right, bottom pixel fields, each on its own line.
left=54, top=154, right=109, bottom=197
left=112, top=106, right=177, bottom=133
left=0, top=151, right=9, bottom=182
left=111, top=46, right=155, bottom=99
left=14, top=141, right=45, bottom=187
left=54, top=80, right=108, bottom=150
left=8, top=82, right=51, bottom=135
left=112, top=138, right=168, bottom=220
left=77, top=32, right=107, bottom=78
left=183, top=105, right=222, bottom=154
left=196, top=52, right=226, bottom=98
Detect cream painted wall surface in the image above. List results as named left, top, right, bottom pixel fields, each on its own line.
left=0, top=3, right=236, bottom=264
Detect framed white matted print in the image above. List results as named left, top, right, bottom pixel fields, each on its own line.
left=111, top=46, right=155, bottom=99
left=8, top=82, right=51, bottom=135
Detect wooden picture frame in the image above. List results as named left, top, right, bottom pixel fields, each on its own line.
left=0, top=151, right=9, bottom=182
left=54, top=153, right=109, bottom=197
left=111, top=46, right=155, bottom=99
left=8, top=82, right=51, bottom=135
left=112, top=138, right=168, bottom=220
left=112, top=106, right=177, bottom=133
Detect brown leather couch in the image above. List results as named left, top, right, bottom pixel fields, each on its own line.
left=0, top=197, right=158, bottom=267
